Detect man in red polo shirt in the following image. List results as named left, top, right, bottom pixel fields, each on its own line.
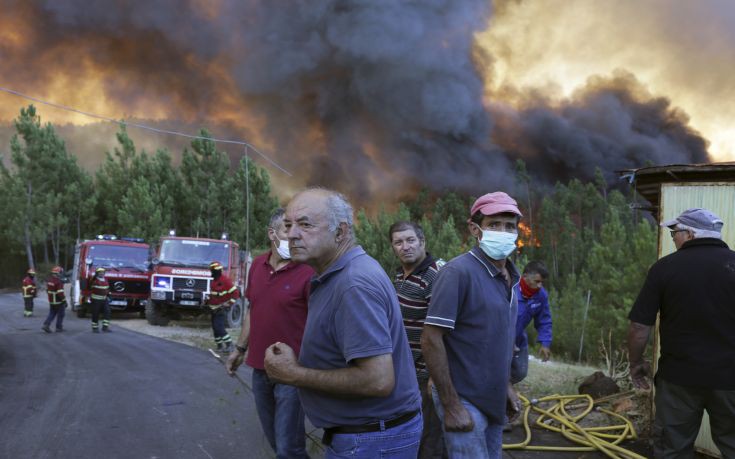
left=226, top=208, right=313, bottom=459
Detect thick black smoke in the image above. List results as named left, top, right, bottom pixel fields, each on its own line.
left=491, top=72, right=710, bottom=184
left=0, top=1, right=712, bottom=201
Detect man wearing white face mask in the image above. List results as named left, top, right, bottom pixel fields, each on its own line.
left=226, top=208, right=314, bottom=459
left=422, top=192, right=522, bottom=459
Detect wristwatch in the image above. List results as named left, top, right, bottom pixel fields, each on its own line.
left=236, top=344, right=248, bottom=354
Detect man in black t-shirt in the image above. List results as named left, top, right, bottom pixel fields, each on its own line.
left=628, top=208, right=735, bottom=458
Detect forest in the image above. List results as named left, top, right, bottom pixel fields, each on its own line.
left=0, top=105, right=657, bottom=363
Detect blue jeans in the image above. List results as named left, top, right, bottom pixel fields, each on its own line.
left=431, top=387, right=503, bottom=459
left=325, top=411, right=423, bottom=459
left=510, top=346, right=529, bottom=385
left=251, top=369, right=309, bottom=459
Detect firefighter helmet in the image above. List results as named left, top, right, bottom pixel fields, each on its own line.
left=27, top=268, right=36, bottom=275
left=51, top=266, right=63, bottom=274
left=209, top=261, right=223, bottom=271
left=95, top=267, right=106, bottom=274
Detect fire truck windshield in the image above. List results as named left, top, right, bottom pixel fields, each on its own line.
left=88, top=244, right=149, bottom=270
left=159, top=239, right=230, bottom=268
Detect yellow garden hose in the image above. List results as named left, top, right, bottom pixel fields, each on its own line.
left=502, top=393, right=647, bottom=459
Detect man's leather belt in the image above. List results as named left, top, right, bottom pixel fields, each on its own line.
left=322, top=410, right=419, bottom=446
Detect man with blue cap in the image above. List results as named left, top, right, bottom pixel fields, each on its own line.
left=627, top=208, right=735, bottom=458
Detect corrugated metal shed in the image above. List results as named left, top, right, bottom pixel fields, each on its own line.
left=622, top=162, right=735, bottom=458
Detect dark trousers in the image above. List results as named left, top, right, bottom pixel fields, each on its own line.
left=251, top=369, right=309, bottom=459
left=43, top=303, right=65, bottom=329
left=24, top=297, right=34, bottom=315
left=210, top=309, right=231, bottom=344
left=510, top=346, right=530, bottom=385
left=91, top=298, right=111, bottom=329
left=419, top=379, right=448, bottom=459
left=654, top=376, right=735, bottom=458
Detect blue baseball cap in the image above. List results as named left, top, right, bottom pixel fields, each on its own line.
left=661, top=208, right=724, bottom=232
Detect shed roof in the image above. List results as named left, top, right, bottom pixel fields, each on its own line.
left=619, top=162, right=735, bottom=210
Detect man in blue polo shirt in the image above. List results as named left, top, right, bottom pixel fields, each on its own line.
left=422, top=191, right=522, bottom=459
left=263, top=188, right=422, bottom=459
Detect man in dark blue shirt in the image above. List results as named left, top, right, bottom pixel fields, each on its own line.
left=264, top=188, right=422, bottom=459
left=422, top=191, right=522, bottom=459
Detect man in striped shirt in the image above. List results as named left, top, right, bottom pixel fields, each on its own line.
left=390, top=221, right=446, bottom=459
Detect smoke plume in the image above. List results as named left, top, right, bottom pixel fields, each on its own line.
left=0, top=0, right=718, bottom=202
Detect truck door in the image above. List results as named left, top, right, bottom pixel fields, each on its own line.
left=70, top=242, right=82, bottom=309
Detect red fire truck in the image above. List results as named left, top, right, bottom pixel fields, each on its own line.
left=147, top=235, right=246, bottom=327
left=70, top=235, right=152, bottom=318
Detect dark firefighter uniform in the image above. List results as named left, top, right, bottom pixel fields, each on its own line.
left=89, top=267, right=111, bottom=333
left=42, top=266, right=66, bottom=333
left=22, top=268, right=37, bottom=317
left=208, top=261, right=239, bottom=352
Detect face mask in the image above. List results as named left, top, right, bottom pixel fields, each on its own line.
left=475, top=226, right=518, bottom=260
left=275, top=237, right=291, bottom=260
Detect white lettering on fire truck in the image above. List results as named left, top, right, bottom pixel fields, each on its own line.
left=171, top=269, right=211, bottom=276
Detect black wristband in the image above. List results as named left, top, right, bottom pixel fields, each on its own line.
left=236, top=344, right=248, bottom=354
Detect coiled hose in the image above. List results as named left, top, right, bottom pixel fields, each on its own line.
left=502, top=393, right=647, bottom=459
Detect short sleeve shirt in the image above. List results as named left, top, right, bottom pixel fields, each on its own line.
left=425, top=246, right=519, bottom=424
left=298, top=246, right=421, bottom=428
left=393, top=253, right=441, bottom=382
left=629, top=238, right=735, bottom=389
left=245, top=251, right=314, bottom=370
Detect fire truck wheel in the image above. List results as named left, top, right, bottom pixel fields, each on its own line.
left=225, top=301, right=243, bottom=328
left=145, top=301, right=170, bottom=327
left=76, top=306, right=87, bottom=318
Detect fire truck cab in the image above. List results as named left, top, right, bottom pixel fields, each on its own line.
left=147, top=235, right=245, bottom=327
left=70, top=235, right=152, bottom=318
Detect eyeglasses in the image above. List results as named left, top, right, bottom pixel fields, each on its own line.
left=669, top=229, right=688, bottom=238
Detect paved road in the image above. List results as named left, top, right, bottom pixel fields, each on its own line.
left=0, top=292, right=277, bottom=459
left=1, top=291, right=653, bottom=459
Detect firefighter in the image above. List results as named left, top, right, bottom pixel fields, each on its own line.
left=89, top=267, right=112, bottom=333
left=21, top=268, right=37, bottom=317
left=207, top=261, right=239, bottom=353
left=42, top=266, right=67, bottom=333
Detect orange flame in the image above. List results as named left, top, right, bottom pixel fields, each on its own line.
left=517, top=221, right=540, bottom=249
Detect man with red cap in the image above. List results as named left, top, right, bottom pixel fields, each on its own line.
left=207, top=260, right=239, bottom=353
left=42, top=266, right=67, bottom=333
left=21, top=268, right=37, bottom=317
left=422, top=191, right=522, bottom=458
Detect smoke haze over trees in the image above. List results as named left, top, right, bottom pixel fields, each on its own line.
left=0, top=0, right=714, bottom=202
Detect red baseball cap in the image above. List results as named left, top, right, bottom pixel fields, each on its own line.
left=470, top=192, right=522, bottom=218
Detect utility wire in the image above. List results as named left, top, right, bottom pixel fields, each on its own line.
left=0, top=85, right=291, bottom=176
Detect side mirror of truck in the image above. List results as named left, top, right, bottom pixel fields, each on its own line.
left=151, top=257, right=160, bottom=266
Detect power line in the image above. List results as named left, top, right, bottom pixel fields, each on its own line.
left=0, top=85, right=292, bottom=176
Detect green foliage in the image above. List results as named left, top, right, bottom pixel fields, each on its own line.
left=355, top=195, right=468, bottom=273
left=1, top=105, right=94, bottom=267
left=0, top=106, right=279, bottom=278
left=0, top=106, right=660, bottom=368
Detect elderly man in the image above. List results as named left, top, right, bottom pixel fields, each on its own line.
left=264, top=188, right=422, bottom=459
left=226, top=208, right=313, bottom=459
left=628, top=208, right=735, bottom=458
left=422, top=191, right=522, bottom=459
left=389, top=220, right=446, bottom=458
